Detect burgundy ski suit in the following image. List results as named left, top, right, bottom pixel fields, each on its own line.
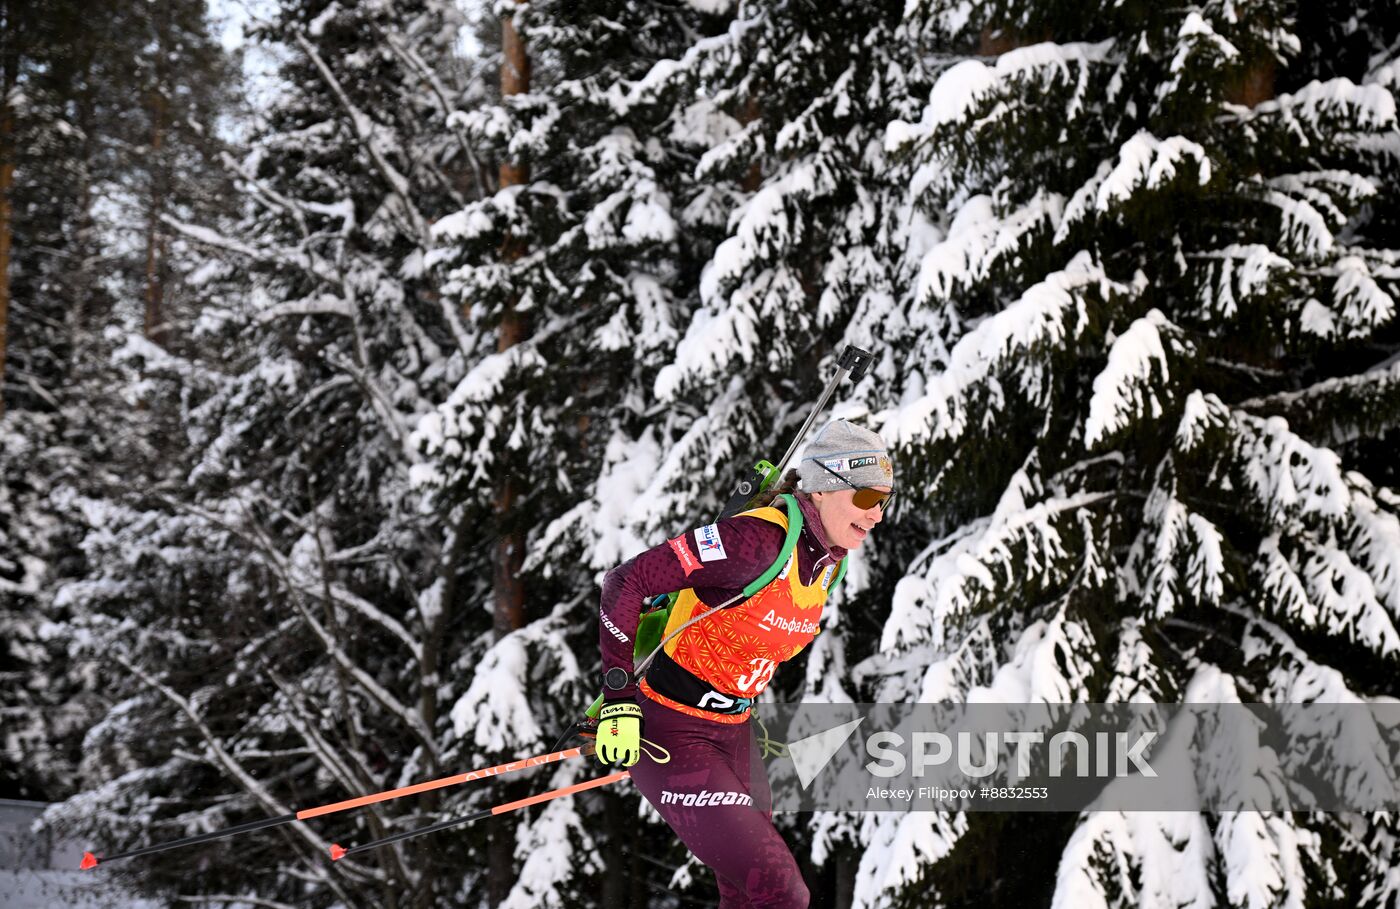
left=598, top=494, right=846, bottom=909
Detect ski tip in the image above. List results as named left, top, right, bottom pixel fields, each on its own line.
left=80, top=852, right=99, bottom=870
left=329, top=843, right=346, bottom=862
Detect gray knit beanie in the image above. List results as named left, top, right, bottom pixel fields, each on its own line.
left=797, top=420, right=895, bottom=492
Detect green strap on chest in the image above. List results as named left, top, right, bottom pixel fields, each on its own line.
left=631, top=494, right=847, bottom=664
left=739, top=494, right=805, bottom=598
left=739, top=494, right=848, bottom=597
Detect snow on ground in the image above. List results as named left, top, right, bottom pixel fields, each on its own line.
left=1, top=799, right=160, bottom=908
left=0, top=867, right=162, bottom=908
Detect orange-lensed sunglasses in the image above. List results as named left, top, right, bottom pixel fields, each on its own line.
left=813, top=461, right=896, bottom=511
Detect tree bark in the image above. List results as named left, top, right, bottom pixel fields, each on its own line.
left=0, top=16, right=16, bottom=418
left=143, top=0, right=170, bottom=347
left=489, top=4, right=530, bottom=905
left=498, top=9, right=530, bottom=190
left=978, top=25, right=1049, bottom=56
left=0, top=86, right=13, bottom=419
left=143, top=86, right=168, bottom=345
left=493, top=0, right=529, bottom=644
left=492, top=1, right=530, bottom=645
left=1226, top=57, right=1276, bottom=107
left=835, top=850, right=855, bottom=909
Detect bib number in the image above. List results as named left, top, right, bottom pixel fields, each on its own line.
left=734, top=658, right=778, bottom=693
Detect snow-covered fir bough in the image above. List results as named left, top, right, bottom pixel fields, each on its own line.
left=856, top=0, right=1400, bottom=906
left=44, top=1, right=507, bottom=906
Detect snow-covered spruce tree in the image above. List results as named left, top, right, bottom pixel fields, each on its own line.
left=845, top=0, right=1400, bottom=906
left=46, top=2, right=500, bottom=906
left=421, top=0, right=946, bottom=901
left=634, top=0, right=922, bottom=534
left=412, top=1, right=724, bottom=904
left=0, top=0, right=234, bottom=802
left=0, top=413, right=92, bottom=801
left=573, top=0, right=945, bottom=899
left=0, top=0, right=95, bottom=801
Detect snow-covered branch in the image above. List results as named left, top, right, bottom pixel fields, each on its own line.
left=294, top=31, right=429, bottom=243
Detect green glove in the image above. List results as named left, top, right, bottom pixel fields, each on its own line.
left=596, top=701, right=644, bottom=767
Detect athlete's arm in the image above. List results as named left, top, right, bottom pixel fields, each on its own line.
left=598, top=515, right=785, bottom=700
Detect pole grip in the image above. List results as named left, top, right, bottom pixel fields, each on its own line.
left=766, top=345, right=875, bottom=485
left=839, top=345, right=875, bottom=382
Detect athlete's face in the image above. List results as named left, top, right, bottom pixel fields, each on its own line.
left=811, top=487, right=889, bottom=550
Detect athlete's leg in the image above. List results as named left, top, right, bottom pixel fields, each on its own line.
left=714, top=873, right=754, bottom=909
left=629, top=700, right=808, bottom=909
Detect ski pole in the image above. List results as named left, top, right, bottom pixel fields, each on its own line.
left=80, top=744, right=592, bottom=869
left=330, top=771, right=630, bottom=861
left=717, top=344, right=874, bottom=519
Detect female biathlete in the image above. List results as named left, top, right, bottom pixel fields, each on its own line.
left=594, top=420, right=895, bottom=908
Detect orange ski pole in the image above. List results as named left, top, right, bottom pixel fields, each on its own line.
left=81, top=744, right=592, bottom=869
left=330, top=771, right=630, bottom=861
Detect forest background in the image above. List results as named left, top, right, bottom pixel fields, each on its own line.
left=2, top=0, right=1399, bottom=907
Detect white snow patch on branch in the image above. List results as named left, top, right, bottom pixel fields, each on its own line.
left=885, top=252, right=1123, bottom=447
left=452, top=632, right=545, bottom=753
left=1084, top=309, right=1173, bottom=447
left=886, top=41, right=1114, bottom=154
left=256, top=293, right=355, bottom=324
left=1332, top=255, right=1396, bottom=335
left=917, top=192, right=1063, bottom=305
left=1097, top=132, right=1212, bottom=210
left=850, top=811, right=968, bottom=909
left=1253, top=77, right=1398, bottom=131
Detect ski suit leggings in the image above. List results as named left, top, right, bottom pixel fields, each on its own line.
left=628, top=697, right=809, bottom=909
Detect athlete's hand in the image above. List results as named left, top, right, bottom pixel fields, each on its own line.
left=596, top=700, right=644, bottom=767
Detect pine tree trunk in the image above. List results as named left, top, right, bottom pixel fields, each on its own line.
left=978, top=26, right=1017, bottom=56
left=493, top=0, right=529, bottom=644
left=0, top=19, right=16, bottom=419
left=412, top=517, right=468, bottom=909
left=143, top=0, right=169, bottom=349
left=978, top=25, right=1050, bottom=56
left=71, top=61, right=100, bottom=333
left=1226, top=58, right=1276, bottom=107
left=498, top=9, right=530, bottom=192
left=143, top=89, right=167, bottom=345
left=488, top=5, right=530, bottom=904
left=0, top=86, right=12, bottom=419
left=835, top=850, right=855, bottom=909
